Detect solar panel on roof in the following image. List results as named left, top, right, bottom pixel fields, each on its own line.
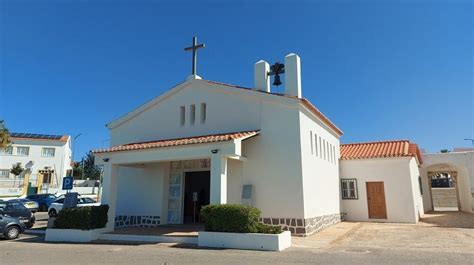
left=11, top=132, right=63, bottom=140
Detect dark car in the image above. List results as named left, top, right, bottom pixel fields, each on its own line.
left=26, top=193, right=57, bottom=212
left=0, top=201, right=35, bottom=229
left=0, top=214, right=25, bottom=239
left=9, top=199, right=39, bottom=213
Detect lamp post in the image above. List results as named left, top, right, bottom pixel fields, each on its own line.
left=71, top=133, right=82, bottom=180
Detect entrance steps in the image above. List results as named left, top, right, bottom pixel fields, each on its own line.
left=98, top=233, right=198, bottom=244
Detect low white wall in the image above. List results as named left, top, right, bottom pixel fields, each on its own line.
left=45, top=228, right=109, bottom=243
left=198, top=231, right=291, bottom=251
left=340, top=157, right=419, bottom=223
left=0, top=187, right=23, bottom=197
left=49, top=187, right=100, bottom=195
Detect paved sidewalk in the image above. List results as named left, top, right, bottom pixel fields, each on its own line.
left=292, top=222, right=362, bottom=249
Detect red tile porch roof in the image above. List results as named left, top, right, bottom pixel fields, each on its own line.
left=93, top=130, right=260, bottom=154
left=340, top=140, right=423, bottom=164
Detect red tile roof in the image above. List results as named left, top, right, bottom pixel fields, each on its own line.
left=93, top=130, right=259, bottom=154
left=340, top=140, right=423, bottom=164
left=205, top=80, right=343, bottom=136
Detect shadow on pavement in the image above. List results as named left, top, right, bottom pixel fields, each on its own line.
left=420, top=211, right=474, bottom=228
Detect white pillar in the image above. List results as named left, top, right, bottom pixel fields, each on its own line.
left=101, top=163, right=119, bottom=231
left=210, top=155, right=227, bottom=204
left=254, top=60, right=270, bottom=92
left=284, top=53, right=302, bottom=98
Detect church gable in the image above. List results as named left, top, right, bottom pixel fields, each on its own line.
left=108, top=79, right=272, bottom=146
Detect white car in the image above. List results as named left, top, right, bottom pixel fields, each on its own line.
left=48, top=197, right=100, bottom=217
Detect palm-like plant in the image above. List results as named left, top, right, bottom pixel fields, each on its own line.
left=0, top=120, right=11, bottom=148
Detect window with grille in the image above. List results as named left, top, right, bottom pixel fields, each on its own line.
left=341, top=179, right=358, bottom=199
left=16, top=146, right=29, bottom=156
left=0, top=170, right=10, bottom=178
left=0, top=147, right=13, bottom=155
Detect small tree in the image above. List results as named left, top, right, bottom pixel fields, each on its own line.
left=440, top=149, right=450, bottom=153
left=73, top=151, right=101, bottom=180
left=10, top=163, right=24, bottom=185
left=0, top=120, right=11, bottom=148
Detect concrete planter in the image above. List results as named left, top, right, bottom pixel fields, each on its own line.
left=45, top=228, right=109, bottom=243
left=198, top=231, right=291, bottom=251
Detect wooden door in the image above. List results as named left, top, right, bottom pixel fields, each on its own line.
left=366, top=182, right=387, bottom=219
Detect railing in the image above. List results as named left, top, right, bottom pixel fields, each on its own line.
left=0, top=178, right=25, bottom=188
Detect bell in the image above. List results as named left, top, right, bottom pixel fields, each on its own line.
left=273, top=74, right=282, bottom=86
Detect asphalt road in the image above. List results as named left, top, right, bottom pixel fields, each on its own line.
left=0, top=233, right=472, bottom=265
left=2, top=211, right=471, bottom=265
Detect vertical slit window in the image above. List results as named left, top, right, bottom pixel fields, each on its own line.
left=327, top=142, right=330, bottom=161
left=329, top=144, right=333, bottom=163
left=323, top=139, right=326, bottom=160
left=190, top=104, right=196, bottom=125
left=180, top=106, right=185, bottom=126
left=315, top=134, right=318, bottom=157
left=310, top=131, right=313, bottom=155
left=200, top=103, right=207, bottom=124
left=319, top=137, right=322, bottom=158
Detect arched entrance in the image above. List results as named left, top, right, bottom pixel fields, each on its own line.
left=420, top=158, right=473, bottom=213
left=427, top=171, right=460, bottom=211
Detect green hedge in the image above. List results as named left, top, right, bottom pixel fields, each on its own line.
left=54, top=205, right=109, bottom=230
left=200, top=204, right=282, bottom=234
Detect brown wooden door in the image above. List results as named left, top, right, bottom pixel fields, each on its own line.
left=366, top=182, right=387, bottom=219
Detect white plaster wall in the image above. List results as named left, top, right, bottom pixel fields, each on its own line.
left=0, top=138, right=72, bottom=190
left=226, top=159, right=243, bottom=204
left=240, top=101, right=305, bottom=218
left=340, top=157, right=419, bottom=223
left=109, top=79, right=262, bottom=146
left=408, top=158, right=424, bottom=221
left=104, top=79, right=341, bottom=220
left=115, top=163, right=165, bottom=217
left=299, top=107, right=341, bottom=218
left=420, top=151, right=474, bottom=212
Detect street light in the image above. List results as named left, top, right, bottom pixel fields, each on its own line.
left=71, top=133, right=82, bottom=179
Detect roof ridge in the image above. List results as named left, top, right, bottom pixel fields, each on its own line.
left=93, top=130, right=260, bottom=154
left=341, top=139, right=410, bottom=146
left=120, top=130, right=260, bottom=147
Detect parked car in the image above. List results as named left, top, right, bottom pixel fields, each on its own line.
left=48, top=197, right=100, bottom=217
left=0, top=201, right=36, bottom=229
left=26, top=194, right=57, bottom=212
left=0, top=214, right=26, bottom=240
left=9, top=199, right=39, bottom=213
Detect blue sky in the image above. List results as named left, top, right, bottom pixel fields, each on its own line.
left=1, top=0, right=472, bottom=160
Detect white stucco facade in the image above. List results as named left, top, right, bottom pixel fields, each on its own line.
left=95, top=55, right=344, bottom=236
left=340, top=157, right=424, bottom=223
left=0, top=134, right=72, bottom=196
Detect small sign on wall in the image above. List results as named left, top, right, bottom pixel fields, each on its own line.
left=241, top=185, right=253, bottom=206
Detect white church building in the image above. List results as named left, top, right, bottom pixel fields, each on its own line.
left=93, top=50, right=472, bottom=236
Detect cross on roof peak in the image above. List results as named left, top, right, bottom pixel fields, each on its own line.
left=184, top=36, right=205, bottom=79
